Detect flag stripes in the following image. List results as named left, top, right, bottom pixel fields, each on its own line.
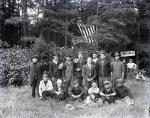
left=77, top=22, right=96, bottom=43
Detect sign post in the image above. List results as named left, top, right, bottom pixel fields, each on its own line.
left=120, top=51, right=135, bottom=57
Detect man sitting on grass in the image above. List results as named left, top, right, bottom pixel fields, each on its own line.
left=115, top=79, right=134, bottom=105
left=86, top=81, right=100, bottom=103
left=68, top=80, right=84, bottom=101
left=100, top=81, right=116, bottom=104
left=39, top=71, right=54, bottom=100
left=54, top=79, right=67, bottom=101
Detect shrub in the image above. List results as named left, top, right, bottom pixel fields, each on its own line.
left=0, top=38, right=111, bottom=87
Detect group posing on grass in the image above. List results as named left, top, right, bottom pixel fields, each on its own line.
left=29, top=51, right=145, bottom=107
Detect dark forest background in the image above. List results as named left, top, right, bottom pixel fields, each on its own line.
left=0, top=0, right=150, bottom=86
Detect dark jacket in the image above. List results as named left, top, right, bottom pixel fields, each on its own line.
left=82, top=64, right=97, bottom=85
left=74, top=59, right=86, bottom=78
left=49, top=60, right=62, bottom=79
left=62, top=61, right=74, bottom=79
left=68, top=86, right=84, bottom=96
left=29, top=62, right=42, bottom=84
left=115, top=85, right=133, bottom=99
left=98, top=59, right=111, bottom=77
left=92, top=58, right=100, bottom=80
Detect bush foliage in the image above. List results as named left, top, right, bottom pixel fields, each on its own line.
left=1, top=37, right=149, bottom=87
left=0, top=38, right=103, bottom=87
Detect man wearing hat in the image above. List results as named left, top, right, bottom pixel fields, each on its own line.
left=110, top=52, right=124, bottom=87
left=29, top=55, right=43, bottom=98
left=97, top=51, right=111, bottom=89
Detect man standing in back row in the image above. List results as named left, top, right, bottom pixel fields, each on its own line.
left=29, top=55, right=43, bottom=98
left=82, top=57, right=97, bottom=98
left=74, top=51, right=86, bottom=86
left=111, top=52, right=124, bottom=87
left=98, top=52, right=111, bottom=89
left=49, top=54, right=63, bottom=88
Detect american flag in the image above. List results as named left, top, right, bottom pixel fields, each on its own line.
left=77, top=22, right=96, bottom=43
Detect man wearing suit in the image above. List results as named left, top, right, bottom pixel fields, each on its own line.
left=92, top=52, right=99, bottom=82
left=74, top=51, right=86, bottom=85
left=98, top=52, right=111, bottom=89
left=49, top=54, right=63, bottom=88
left=82, top=57, right=97, bottom=97
left=92, top=53, right=99, bottom=64
left=29, top=56, right=43, bottom=98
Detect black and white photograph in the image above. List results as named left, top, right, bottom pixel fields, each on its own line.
left=0, top=0, right=149, bottom=118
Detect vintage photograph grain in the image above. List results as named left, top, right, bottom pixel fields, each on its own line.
left=0, top=0, right=149, bottom=118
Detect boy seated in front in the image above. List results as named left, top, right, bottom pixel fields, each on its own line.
left=68, top=80, right=84, bottom=101
left=115, top=79, right=134, bottom=105
left=86, top=81, right=100, bottom=103
left=136, top=70, right=146, bottom=81
left=39, top=71, right=54, bottom=100
left=54, top=79, right=67, bottom=101
left=100, top=81, right=116, bottom=104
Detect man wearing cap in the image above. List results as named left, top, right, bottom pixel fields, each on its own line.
left=49, top=54, right=63, bottom=88
left=74, top=51, right=86, bottom=85
left=100, top=80, right=116, bottom=104
left=111, top=52, right=124, bottom=87
left=127, top=59, right=137, bottom=79
left=97, top=52, right=111, bottom=89
left=29, top=55, right=43, bottom=98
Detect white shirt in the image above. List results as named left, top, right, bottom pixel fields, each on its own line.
left=53, top=60, right=58, bottom=64
left=39, top=80, right=53, bottom=97
left=88, top=63, right=92, bottom=69
left=136, top=74, right=145, bottom=80
left=93, top=58, right=98, bottom=63
left=88, top=87, right=100, bottom=95
left=127, top=62, right=137, bottom=69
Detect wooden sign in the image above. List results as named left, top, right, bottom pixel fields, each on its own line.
left=120, top=51, right=135, bottom=57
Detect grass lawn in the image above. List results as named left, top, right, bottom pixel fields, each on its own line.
left=0, top=78, right=149, bottom=118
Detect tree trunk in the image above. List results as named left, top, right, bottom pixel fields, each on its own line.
left=22, top=0, right=28, bottom=36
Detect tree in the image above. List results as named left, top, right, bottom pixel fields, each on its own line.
left=35, top=0, right=79, bottom=47
left=86, top=3, right=138, bottom=51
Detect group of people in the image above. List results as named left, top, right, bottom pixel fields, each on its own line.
left=29, top=51, right=138, bottom=106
